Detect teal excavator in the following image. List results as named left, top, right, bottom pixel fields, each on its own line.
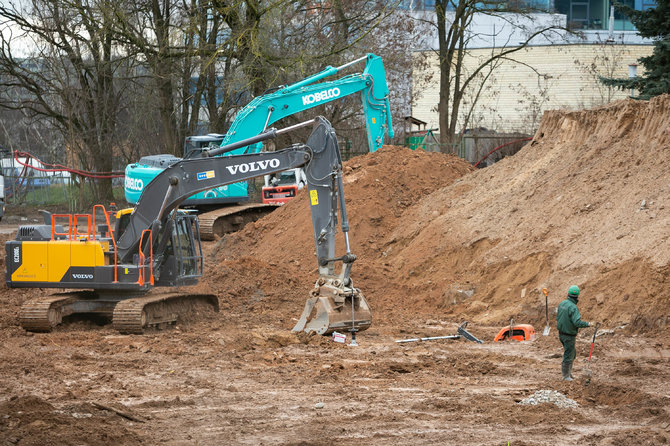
left=124, top=54, right=394, bottom=239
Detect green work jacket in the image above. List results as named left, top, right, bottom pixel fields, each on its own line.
left=556, top=297, right=589, bottom=336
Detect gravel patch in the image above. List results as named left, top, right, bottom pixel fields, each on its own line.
left=518, top=390, right=579, bottom=409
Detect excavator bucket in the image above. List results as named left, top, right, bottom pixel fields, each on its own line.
left=292, top=279, right=371, bottom=335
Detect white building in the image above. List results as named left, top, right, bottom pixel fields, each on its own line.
left=400, top=1, right=654, bottom=137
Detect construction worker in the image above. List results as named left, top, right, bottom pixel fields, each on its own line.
left=556, top=285, right=592, bottom=381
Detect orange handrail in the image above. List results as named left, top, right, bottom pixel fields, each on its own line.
left=137, top=229, right=154, bottom=286
left=73, top=214, right=91, bottom=239
left=138, top=251, right=145, bottom=286
left=92, top=204, right=118, bottom=283
left=51, top=214, right=72, bottom=240
left=48, top=206, right=119, bottom=283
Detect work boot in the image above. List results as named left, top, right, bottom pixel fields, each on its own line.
left=561, top=362, right=573, bottom=381
left=567, top=362, right=574, bottom=379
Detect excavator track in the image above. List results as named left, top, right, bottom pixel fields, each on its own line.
left=18, top=292, right=219, bottom=334
left=112, top=293, right=219, bottom=334
left=19, top=294, right=82, bottom=332
left=198, top=203, right=278, bottom=240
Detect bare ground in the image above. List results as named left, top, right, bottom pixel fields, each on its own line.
left=2, top=97, right=670, bottom=445
left=0, top=300, right=668, bottom=445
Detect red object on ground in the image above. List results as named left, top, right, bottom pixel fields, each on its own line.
left=493, top=324, right=536, bottom=342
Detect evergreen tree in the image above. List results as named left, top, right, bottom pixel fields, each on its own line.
left=600, top=0, right=670, bottom=99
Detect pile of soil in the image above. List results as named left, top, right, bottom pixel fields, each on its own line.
left=204, top=146, right=474, bottom=330
left=0, top=395, right=142, bottom=445
left=212, top=95, right=670, bottom=334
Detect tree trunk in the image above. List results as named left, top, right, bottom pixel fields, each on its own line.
left=436, top=0, right=453, bottom=153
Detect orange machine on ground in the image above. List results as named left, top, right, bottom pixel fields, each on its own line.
left=493, top=324, right=536, bottom=342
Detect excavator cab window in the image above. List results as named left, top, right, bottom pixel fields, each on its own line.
left=153, top=212, right=203, bottom=287
left=114, top=208, right=134, bottom=240
left=274, top=171, right=296, bottom=186
left=172, top=213, right=203, bottom=280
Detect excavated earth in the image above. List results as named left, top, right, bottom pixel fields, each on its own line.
left=1, top=96, right=670, bottom=445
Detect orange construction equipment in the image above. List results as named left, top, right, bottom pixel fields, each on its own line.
left=493, top=324, right=536, bottom=342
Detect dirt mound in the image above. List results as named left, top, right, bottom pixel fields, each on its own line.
left=219, top=145, right=473, bottom=262
left=213, top=96, right=670, bottom=334
left=386, top=95, right=670, bottom=331
left=211, top=145, right=474, bottom=327
left=0, top=395, right=143, bottom=445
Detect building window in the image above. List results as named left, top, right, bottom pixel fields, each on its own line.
left=403, top=0, right=653, bottom=19
left=641, top=0, right=656, bottom=10
left=556, top=0, right=655, bottom=31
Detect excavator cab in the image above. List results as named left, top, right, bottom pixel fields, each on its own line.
left=115, top=208, right=203, bottom=287
left=154, top=212, right=203, bottom=287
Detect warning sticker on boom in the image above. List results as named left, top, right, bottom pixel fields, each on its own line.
left=310, top=190, right=319, bottom=206
left=197, top=170, right=216, bottom=181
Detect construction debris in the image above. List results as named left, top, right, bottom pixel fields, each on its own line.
left=395, top=335, right=460, bottom=344
left=493, top=324, right=536, bottom=342
left=457, top=322, right=484, bottom=343
left=396, top=322, right=483, bottom=344
left=91, top=402, right=146, bottom=423
left=332, top=332, right=346, bottom=344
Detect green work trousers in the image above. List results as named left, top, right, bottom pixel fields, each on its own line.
left=559, top=333, right=576, bottom=364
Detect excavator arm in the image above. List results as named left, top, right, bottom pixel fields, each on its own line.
left=118, top=144, right=308, bottom=262
left=220, top=54, right=393, bottom=154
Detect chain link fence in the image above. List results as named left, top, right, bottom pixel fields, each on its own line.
left=3, top=168, right=73, bottom=206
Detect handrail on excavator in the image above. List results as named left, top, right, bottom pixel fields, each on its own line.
left=93, top=204, right=118, bottom=283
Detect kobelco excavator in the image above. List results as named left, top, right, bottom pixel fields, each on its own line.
left=124, top=54, right=393, bottom=239
left=6, top=117, right=370, bottom=336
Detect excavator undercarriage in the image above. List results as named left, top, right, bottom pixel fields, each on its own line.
left=18, top=291, right=219, bottom=334
left=8, top=207, right=220, bottom=333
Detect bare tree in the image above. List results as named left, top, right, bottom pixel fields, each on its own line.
left=431, top=1, right=567, bottom=151
left=0, top=0, right=130, bottom=201
left=212, top=0, right=397, bottom=147
left=574, top=38, right=629, bottom=106
left=0, top=0, right=397, bottom=195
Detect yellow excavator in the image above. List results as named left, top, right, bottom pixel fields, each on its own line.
left=5, top=117, right=371, bottom=335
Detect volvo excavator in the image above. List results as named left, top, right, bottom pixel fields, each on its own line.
left=124, top=54, right=393, bottom=240
left=6, top=117, right=370, bottom=336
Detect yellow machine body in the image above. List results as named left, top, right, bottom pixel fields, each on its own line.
left=10, top=240, right=108, bottom=284
left=5, top=236, right=134, bottom=289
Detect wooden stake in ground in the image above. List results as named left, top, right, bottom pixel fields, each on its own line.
left=542, top=288, right=551, bottom=336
